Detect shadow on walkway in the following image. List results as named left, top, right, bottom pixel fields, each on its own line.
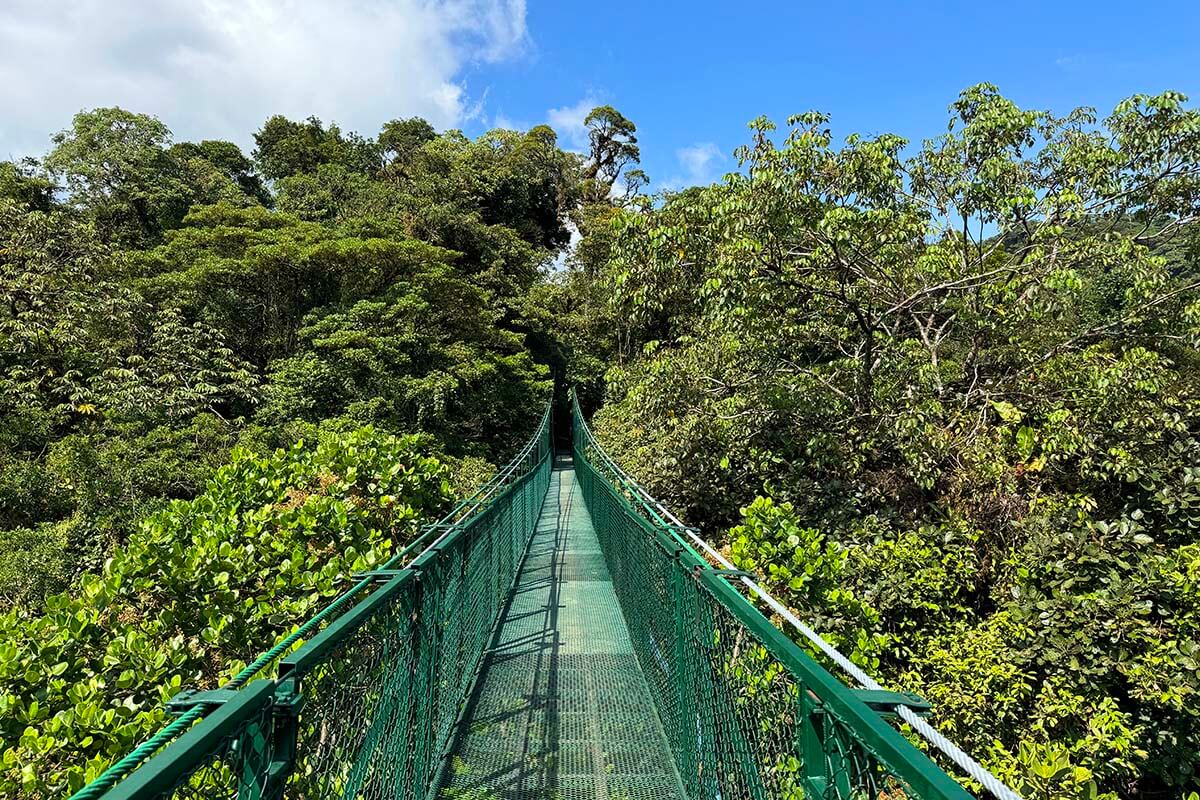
left=434, top=457, right=684, bottom=800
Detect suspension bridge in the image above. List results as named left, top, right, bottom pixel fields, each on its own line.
left=73, top=396, right=1020, bottom=800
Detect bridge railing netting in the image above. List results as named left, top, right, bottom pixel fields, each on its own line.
left=77, top=405, right=552, bottom=800
left=82, top=395, right=981, bottom=800
left=571, top=396, right=974, bottom=800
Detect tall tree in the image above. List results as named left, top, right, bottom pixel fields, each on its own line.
left=252, top=115, right=379, bottom=181
left=44, top=108, right=191, bottom=245
left=45, top=109, right=268, bottom=245
left=593, top=86, right=1200, bottom=799
left=0, top=158, right=54, bottom=211
left=379, top=116, right=437, bottom=174
left=168, top=140, right=272, bottom=207
left=580, top=105, right=641, bottom=202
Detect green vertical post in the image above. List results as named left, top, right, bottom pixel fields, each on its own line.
left=410, top=574, right=435, bottom=793
left=823, top=718, right=854, bottom=799
left=267, top=677, right=304, bottom=800
left=394, top=600, right=421, bottom=800
left=231, top=690, right=280, bottom=800
left=671, top=557, right=696, bottom=795
left=799, top=689, right=830, bottom=799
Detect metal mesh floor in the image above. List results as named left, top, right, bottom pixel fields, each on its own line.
left=435, top=457, right=687, bottom=800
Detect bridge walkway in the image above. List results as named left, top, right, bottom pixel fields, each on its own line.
left=436, top=456, right=686, bottom=800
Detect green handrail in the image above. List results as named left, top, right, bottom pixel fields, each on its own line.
left=79, top=396, right=986, bottom=800
left=570, top=392, right=975, bottom=800
left=74, top=403, right=553, bottom=800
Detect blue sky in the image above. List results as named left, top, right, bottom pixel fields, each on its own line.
left=2, top=0, right=1198, bottom=191
left=468, top=0, right=1200, bottom=188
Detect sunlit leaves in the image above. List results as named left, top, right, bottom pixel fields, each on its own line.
left=592, top=86, right=1200, bottom=798
left=0, top=428, right=451, bottom=798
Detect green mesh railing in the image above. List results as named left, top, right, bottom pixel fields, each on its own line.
left=77, top=404, right=552, bottom=800
left=81, top=394, right=985, bottom=800
left=571, top=395, right=974, bottom=800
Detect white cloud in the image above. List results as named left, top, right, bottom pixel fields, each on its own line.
left=677, top=142, right=721, bottom=180
left=0, top=0, right=528, bottom=159
left=661, top=141, right=725, bottom=190
left=546, top=97, right=599, bottom=151
left=492, top=113, right=522, bottom=131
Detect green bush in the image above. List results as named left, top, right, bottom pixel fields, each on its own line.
left=729, top=497, right=887, bottom=668
left=0, top=426, right=451, bottom=798
left=0, top=524, right=70, bottom=610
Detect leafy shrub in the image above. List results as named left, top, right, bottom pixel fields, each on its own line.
left=0, top=426, right=451, bottom=798
left=0, top=524, right=70, bottom=610
left=729, top=497, right=887, bottom=668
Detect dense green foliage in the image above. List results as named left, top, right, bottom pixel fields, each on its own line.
left=0, top=108, right=580, bottom=611
left=5, top=84, right=1198, bottom=800
left=1, top=428, right=450, bottom=795
left=588, top=87, right=1200, bottom=799
left=0, top=105, right=607, bottom=796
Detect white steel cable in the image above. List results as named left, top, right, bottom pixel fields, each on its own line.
left=577, top=414, right=1022, bottom=800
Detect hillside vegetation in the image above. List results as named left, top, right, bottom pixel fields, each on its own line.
left=590, top=87, right=1200, bottom=800
left=2, top=88, right=1198, bottom=800
left=0, top=106, right=598, bottom=795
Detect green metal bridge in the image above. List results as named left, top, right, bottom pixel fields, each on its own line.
left=73, top=397, right=1019, bottom=800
